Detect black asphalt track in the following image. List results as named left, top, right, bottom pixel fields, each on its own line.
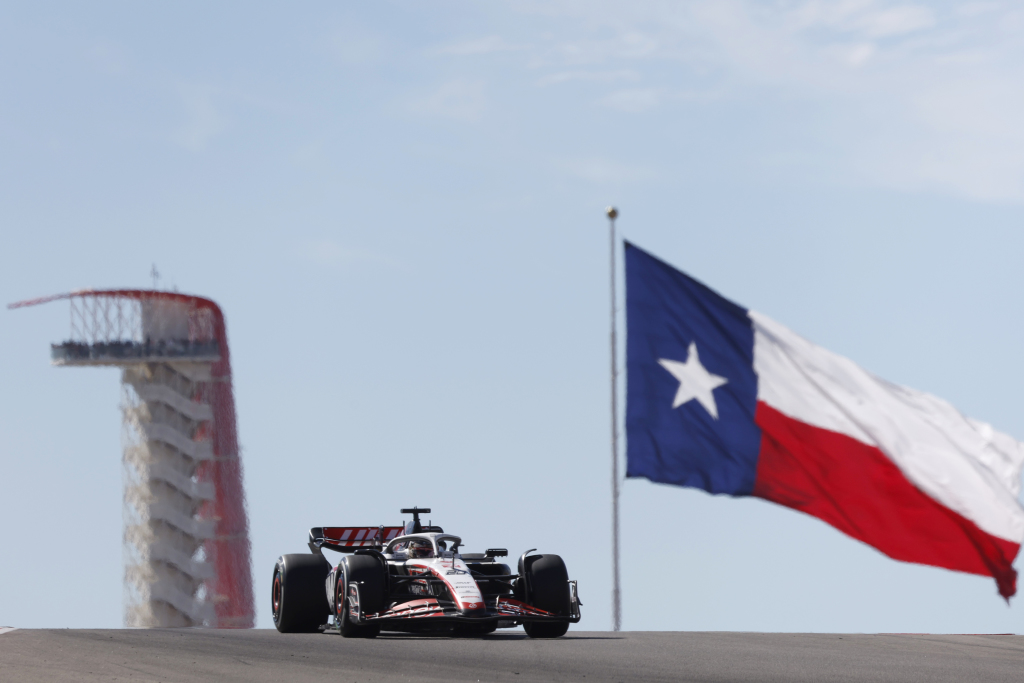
left=1, top=628, right=1021, bottom=682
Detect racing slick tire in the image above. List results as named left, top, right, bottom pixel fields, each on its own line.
left=519, top=554, right=571, bottom=639
left=272, top=553, right=331, bottom=633
left=337, top=554, right=385, bottom=638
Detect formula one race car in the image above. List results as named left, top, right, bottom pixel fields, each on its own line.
left=271, top=507, right=581, bottom=638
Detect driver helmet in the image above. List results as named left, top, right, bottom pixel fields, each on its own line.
left=409, top=540, right=433, bottom=559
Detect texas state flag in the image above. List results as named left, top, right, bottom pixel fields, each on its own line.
left=625, top=242, right=1024, bottom=598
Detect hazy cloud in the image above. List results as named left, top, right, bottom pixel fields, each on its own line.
left=174, top=84, right=226, bottom=152
left=600, top=87, right=663, bottom=113
left=436, top=35, right=528, bottom=55
left=845, top=42, right=876, bottom=66
left=789, top=1, right=936, bottom=37
left=412, top=80, right=487, bottom=122
left=536, top=69, right=639, bottom=86
left=327, top=24, right=386, bottom=64
left=511, top=0, right=1024, bottom=202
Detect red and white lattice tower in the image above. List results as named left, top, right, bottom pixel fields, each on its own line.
left=9, top=290, right=255, bottom=628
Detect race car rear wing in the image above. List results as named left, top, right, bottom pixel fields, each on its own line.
left=309, top=508, right=441, bottom=554
left=308, top=526, right=405, bottom=554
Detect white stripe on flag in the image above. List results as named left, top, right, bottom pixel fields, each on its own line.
left=751, top=310, right=1024, bottom=544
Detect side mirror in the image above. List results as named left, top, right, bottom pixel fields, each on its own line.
left=485, top=548, right=508, bottom=558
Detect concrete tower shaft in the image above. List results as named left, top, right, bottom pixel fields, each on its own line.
left=9, top=290, right=255, bottom=628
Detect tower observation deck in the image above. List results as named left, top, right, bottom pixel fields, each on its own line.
left=9, top=290, right=255, bottom=628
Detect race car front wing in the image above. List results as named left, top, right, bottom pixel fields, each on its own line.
left=343, top=580, right=582, bottom=628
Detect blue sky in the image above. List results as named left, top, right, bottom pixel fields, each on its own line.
left=3, top=1, right=1024, bottom=632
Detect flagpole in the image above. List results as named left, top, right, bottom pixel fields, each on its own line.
left=607, top=206, right=622, bottom=632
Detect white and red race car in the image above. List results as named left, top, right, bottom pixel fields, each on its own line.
left=272, top=507, right=581, bottom=638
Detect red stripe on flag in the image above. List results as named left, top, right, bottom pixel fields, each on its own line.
left=753, top=401, right=1019, bottom=599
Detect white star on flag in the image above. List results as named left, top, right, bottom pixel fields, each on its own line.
left=658, top=342, right=728, bottom=419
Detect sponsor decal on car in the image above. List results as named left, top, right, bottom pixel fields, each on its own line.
left=407, top=558, right=485, bottom=612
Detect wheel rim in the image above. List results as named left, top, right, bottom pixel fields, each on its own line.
left=335, top=573, right=345, bottom=622
left=271, top=569, right=283, bottom=624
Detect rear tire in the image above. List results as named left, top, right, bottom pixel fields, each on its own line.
left=337, top=554, right=385, bottom=638
left=272, top=554, right=331, bottom=633
left=519, top=554, right=570, bottom=639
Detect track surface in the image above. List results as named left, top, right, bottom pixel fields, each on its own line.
left=1, top=629, right=1021, bottom=682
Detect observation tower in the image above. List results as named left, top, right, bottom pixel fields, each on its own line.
left=9, top=290, right=255, bottom=628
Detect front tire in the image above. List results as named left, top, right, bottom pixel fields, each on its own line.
left=337, top=554, right=385, bottom=638
left=519, top=554, right=570, bottom=639
left=272, top=553, right=331, bottom=633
